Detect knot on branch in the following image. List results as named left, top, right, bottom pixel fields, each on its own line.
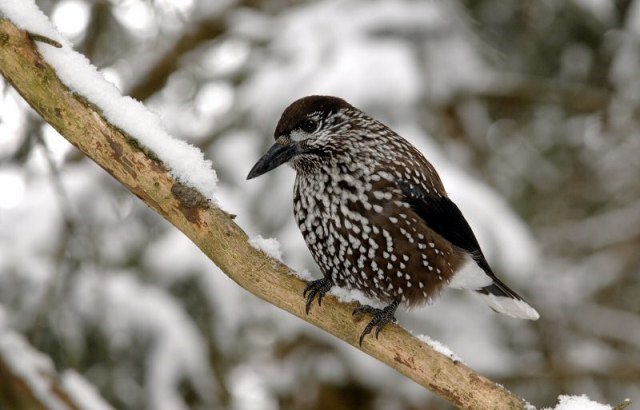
left=171, top=182, right=210, bottom=225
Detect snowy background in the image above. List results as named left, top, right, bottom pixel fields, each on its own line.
left=0, top=0, right=639, bottom=409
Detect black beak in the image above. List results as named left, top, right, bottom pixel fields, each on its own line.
left=247, top=141, right=300, bottom=180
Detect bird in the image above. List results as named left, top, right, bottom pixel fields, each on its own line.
left=247, top=95, right=539, bottom=345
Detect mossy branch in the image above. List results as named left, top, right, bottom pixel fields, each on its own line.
left=0, top=18, right=529, bottom=410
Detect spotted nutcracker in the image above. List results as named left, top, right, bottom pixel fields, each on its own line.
left=247, top=95, right=539, bottom=345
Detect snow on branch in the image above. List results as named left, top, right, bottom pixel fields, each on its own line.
left=0, top=330, right=114, bottom=410
left=0, top=4, right=628, bottom=410
left=543, top=395, right=631, bottom=410
left=0, top=0, right=217, bottom=199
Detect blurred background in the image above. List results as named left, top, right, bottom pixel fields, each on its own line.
left=1, top=0, right=639, bottom=409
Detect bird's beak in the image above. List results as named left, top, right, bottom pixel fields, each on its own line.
left=247, top=138, right=300, bottom=180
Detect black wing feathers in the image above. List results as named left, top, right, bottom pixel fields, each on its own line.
left=400, top=182, right=527, bottom=301
left=399, top=182, right=494, bottom=277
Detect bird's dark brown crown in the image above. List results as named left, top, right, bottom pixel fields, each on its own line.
left=274, top=95, right=352, bottom=139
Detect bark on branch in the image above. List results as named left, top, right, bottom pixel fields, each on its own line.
left=0, top=18, right=529, bottom=410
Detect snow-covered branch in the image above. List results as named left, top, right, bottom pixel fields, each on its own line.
left=0, top=330, right=114, bottom=410
left=0, top=15, right=533, bottom=410
left=2, top=3, right=632, bottom=407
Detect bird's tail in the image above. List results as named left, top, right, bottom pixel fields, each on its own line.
left=475, top=278, right=539, bottom=320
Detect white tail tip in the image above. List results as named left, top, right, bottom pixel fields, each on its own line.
left=478, top=293, right=540, bottom=320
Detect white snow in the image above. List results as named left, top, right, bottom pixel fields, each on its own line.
left=288, top=268, right=314, bottom=281
left=61, top=371, right=115, bottom=410
left=0, top=0, right=62, bottom=41
left=330, top=287, right=386, bottom=309
left=0, top=328, right=115, bottom=410
left=0, top=166, right=25, bottom=209
left=249, top=235, right=283, bottom=262
left=0, top=331, right=68, bottom=410
left=72, top=272, right=215, bottom=410
left=0, top=0, right=218, bottom=200
left=2, top=1, right=632, bottom=408
left=51, top=0, right=91, bottom=39
left=543, top=394, right=614, bottom=410
left=416, top=334, right=465, bottom=364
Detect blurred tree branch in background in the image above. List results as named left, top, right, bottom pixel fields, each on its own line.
left=0, top=17, right=532, bottom=410
left=126, top=13, right=227, bottom=101
left=0, top=355, right=80, bottom=410
left=0, top=331, right=113, bottom=410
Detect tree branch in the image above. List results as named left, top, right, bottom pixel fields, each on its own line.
left=0, top=18, right=528, bottom=410
left=0, top=331, right=113, bottom=410
left=126, top=16, right=228, bottom=101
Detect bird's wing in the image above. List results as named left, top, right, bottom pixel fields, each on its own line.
left=398, top=182, right=494, bottom=277
left=398, top=181, right=538, bottom=319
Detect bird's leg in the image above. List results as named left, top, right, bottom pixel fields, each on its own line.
left=303, top=278, right=334, bottom=314
left=353, top=299, right=400, bottom=346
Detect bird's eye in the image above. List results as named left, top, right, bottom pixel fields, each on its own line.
left=299, top=119, right=318, bottom=133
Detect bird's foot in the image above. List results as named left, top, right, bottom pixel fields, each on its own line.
left=353, top=299, right=400, bottom=346
left=303, top=278, right=334, bottom=314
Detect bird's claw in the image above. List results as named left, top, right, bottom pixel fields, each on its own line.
left=353, top=300, right=400, bottom=346
left=304, top=278, right=333, bottom=314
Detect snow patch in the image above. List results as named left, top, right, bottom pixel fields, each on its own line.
left=543, top=394, right=614, bottom=410
left=0, top=332, right=67, bottom=410
left=290, top=268, right=314, bottom=281
left=286, top=272, right=386, bottom=308
left=73, top=272, right=215, bottom=410
left=249, top=235, right=283, bottom=262
left=0, top=0, right=218, bottom=199
left=330, top=287, right=386, bottom=309
left=0, top=0, right=62, bottom=41
left=61, top=371, right=115, bottom=410
left=416, top=334, right=465, bottom=364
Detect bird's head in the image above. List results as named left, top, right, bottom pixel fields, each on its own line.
left=247, top=95, right=354, bottom=179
